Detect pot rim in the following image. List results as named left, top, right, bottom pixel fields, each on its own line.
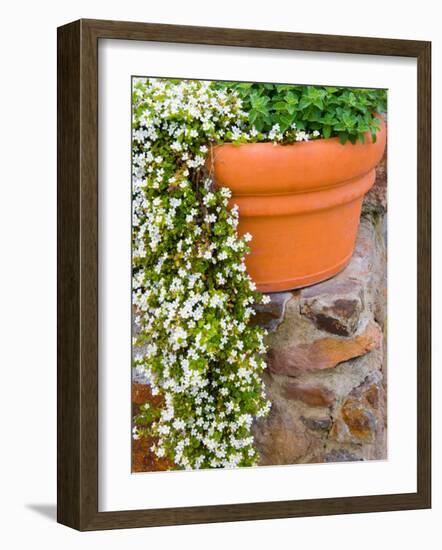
left=209, top=118, right=387, bottom=196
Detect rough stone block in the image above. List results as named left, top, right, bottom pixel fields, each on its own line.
left=301, top=415, right=332, bottom=431
left=267, top=321, right=382, bottom=376
left=252, top=291, right=292, bottom=332
left=252, top=403, right=325, bottom=466
left=282, top=381, right=335, bottom=407
left=300, top=279, right=364, bottom=336
left=329, top=371, right=387, bottom=455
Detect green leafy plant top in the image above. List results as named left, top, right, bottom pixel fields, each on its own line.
left=216, top=82, right=387, bottom=144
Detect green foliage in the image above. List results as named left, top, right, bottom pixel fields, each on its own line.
left=216, top=82, right=387, bottom=144
left=131, top=78, right=271, bottom=470
left=134, top=402, right=161, bottom=428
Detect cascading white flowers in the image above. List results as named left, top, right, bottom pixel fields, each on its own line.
left=131, top=78, right=272, bottom=469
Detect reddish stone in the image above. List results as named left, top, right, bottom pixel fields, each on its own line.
left=268, top=321, right=382, bottom=376
left=132, top=382, right=164, bottom=408
left=341, top=398, right=377, bottom=441
left=329, top=373, right=387, bottom=448
left=282, top=381, right=334, bottom=407
left=132, top=383, right=172, bottom=472
left=132, top=435, right=173, bottom=472
left=364, top=382, right=381, bottom=409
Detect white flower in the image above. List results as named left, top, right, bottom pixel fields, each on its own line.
left=158, top=424, right=171, bottom=435
left=268, top=123, right=283, bottom=142
left=131, top=77, right=270, bottom=470
left=171, top=327, right=188, bottom=347
left=173, top=418, right=186, bottom=430
left=203, top=192, right=215, bottom=206
left=170, top=141, right=182, bottom=151
left=209, top=293, right=225, bottom=308
left=156, top=447, right=165, bottom=458
left=220, top=187, right=232, bottom=199
left=295, top=130, right=310, bottom=142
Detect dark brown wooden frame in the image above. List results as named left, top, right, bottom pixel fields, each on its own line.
left=57, top=18, right=431, bottom=531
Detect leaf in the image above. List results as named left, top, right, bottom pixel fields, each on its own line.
left=298, top=96, right=312, bottom=110
left=323, top=125, right=332, bottom=139
left=305, top=107, right=322, bottom=123
left=277, top=114, right=293, bottom=132
left=212, top=80, right=387, bottom=145
left=254, top=118, right=264, bottom=132
left=285, top=91, right=298, bottom=103
left=275, top=84, right=295, bottom=93
left=273, top=101, right=288, bottom=111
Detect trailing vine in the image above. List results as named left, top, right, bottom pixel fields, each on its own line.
left=131, top=78, right=271, bottom=469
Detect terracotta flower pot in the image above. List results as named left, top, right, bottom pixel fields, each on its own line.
left=211, top=118, right=387, bottom=292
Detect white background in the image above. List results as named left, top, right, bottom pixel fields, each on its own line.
left=0, top=0, right=440, bottom=548
left=100, top=40, right=417, bottom=511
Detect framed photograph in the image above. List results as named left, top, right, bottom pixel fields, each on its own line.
left=57, top=19, right=431, bottom=530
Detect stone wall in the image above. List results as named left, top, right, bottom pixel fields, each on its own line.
left=252, top=157, right=388, bottom=465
